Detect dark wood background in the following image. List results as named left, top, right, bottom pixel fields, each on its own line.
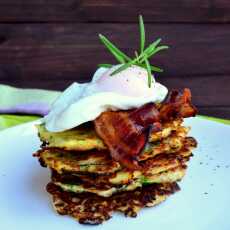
left=0, top=0, right=229, bottom=118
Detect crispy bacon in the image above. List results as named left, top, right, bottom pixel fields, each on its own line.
left=94, top=104, right=160, bottom=169
left=159, top=88, right=197, bottom=121
left=94, top=88, right=197, bottom=169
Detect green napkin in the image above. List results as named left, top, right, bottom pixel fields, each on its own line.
left=0, top=84, right=60, bottom=130
left=0, top=114, right=40, bottom=130
left=0, top=84, right=60, bottom=115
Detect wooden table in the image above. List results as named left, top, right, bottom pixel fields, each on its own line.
left=0, top=1, right=229, bottom=118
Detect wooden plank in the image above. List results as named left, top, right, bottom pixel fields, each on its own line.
left=0, top=0, right=230, bottom=22
left=160, top=75, right=230, bottom=107
left=0, top=73, right=229, bottom=107
left=0, top=23, right=229, bottom=80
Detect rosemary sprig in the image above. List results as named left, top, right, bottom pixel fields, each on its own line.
left=110, top=41, right=167, bottom=76
left=98, top=15, right=168, bottom=87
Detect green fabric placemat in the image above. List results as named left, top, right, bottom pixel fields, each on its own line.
left=0, top=115, right=41, bottom=130
left=0, top=114, right=229, bottom=131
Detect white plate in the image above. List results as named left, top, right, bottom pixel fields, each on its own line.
left=0, top=117, right=230, bottom=230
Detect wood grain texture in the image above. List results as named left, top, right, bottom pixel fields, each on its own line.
left=0, top=23, right=229, bottom=118
left=0, top=0, right=230, bottom=23
left=0, top=23, right=229, bottom=80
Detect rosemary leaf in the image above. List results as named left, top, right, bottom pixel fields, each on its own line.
left=137, top=63, right=163, bottom=72
left=139, top=15, right=145, bottom=53
left=144, top=56, right=152, bottom=87
left=98, top=64, right=113, bottom=68
left=110, top=61, right=134, bottom=76
left=141, top=39, right=162, bottom=57
left=110, top=50, right=146, bottom=75
left=139, top=45, right=169, bottom=63
left=138, top=39, right=162, bottom=62
left=151, top=45, right=169, bottom=55
left=149, top=65, right=163, bottom=72
left=99, top=34, right=131, bottom=63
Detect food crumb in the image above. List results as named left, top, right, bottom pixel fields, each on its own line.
left=199, top=162, right=203, bottom=165
left=204, top=192, right=208, bottom=195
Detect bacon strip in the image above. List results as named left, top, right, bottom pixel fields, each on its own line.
left=94, top=89, right=197, bottom=169
left=159, top=88, right=197, bottom=121
left=94, top=104, right=160, bottom=169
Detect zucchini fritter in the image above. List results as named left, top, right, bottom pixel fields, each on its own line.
left=35, top=135, right=196, bottom=175
left=53, top=165, right=186, bottom=197
left=47, top=182, right=180, bottom=225
left=36, top=148, right=121, bottom=174
left=37, top=124, right=106, bottom=151
left=37, top=120, right=188, bottom=152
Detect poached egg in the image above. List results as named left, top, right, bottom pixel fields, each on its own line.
left=44, top=65, right=168, bottom=132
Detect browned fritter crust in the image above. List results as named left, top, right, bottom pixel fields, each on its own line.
left=149, top=118, right=184, bottom=142
left=138, top=134, right=194, bottom=161
left=50, top=150, right=189, bottom=188
left=46, top=182, right=180, bottom=225
left=183, top=136, right=197, bottom=149
left=34, top=136, right=197, bottom=175
left=34, top=148, right=121, bottom=174
left=38, top=119, right=185, bottom=151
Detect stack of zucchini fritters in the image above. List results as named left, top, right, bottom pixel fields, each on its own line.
left=34, top=90, right=197, bottom=225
